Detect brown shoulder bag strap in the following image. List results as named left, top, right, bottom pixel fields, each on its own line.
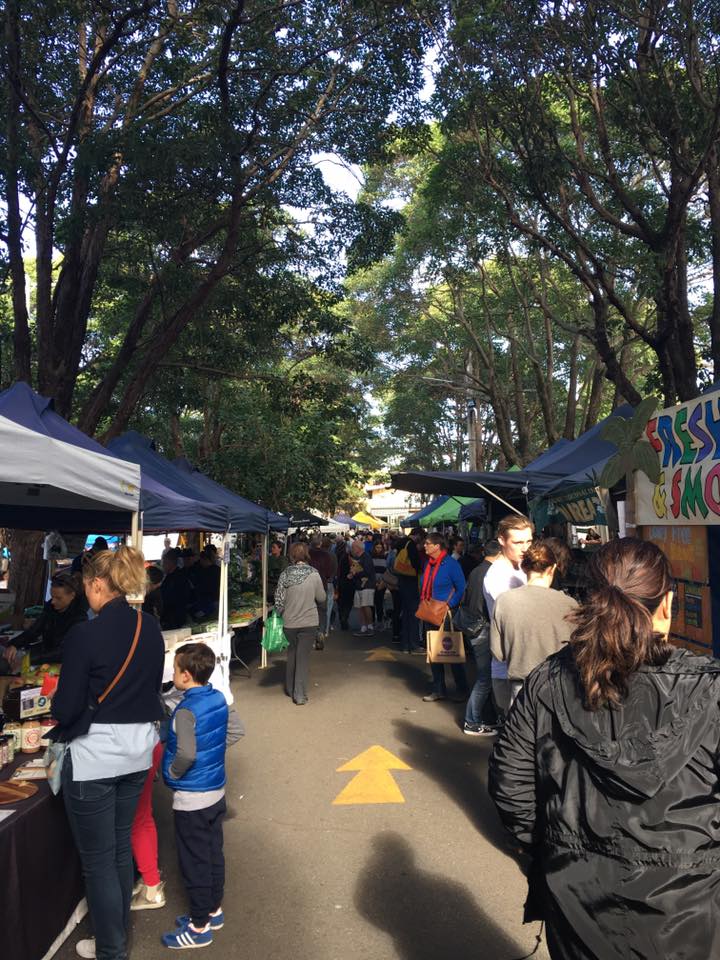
left=98, top=610, right=142, bottom=705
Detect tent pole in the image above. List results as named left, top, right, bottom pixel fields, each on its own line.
left=474, top=483, right=524, bottom=517
left=130, top=511, right=140, bottom=549
left=260, top=532, right=268, bottom=669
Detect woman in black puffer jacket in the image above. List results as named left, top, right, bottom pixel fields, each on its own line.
left=489, top=537, right=720, bottom=960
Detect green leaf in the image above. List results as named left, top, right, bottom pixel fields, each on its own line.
left=601, top=417, right=631, bottom=448
left=633, top=440, right=662, bottom=484
left=598, top=455, right=626, bottom=490
left=629, top=397, right=661, bottom=438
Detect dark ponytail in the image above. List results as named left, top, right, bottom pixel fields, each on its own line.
left=569, top=538, right=673, bottom=710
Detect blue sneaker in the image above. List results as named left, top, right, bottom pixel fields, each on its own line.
left=175, top=911, right=224, bottom=931
left=161, top=922, right=213, bottom=949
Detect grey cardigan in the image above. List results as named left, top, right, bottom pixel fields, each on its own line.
left=274, top=563, right=327, bottom=629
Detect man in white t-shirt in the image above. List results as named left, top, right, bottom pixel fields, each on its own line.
left=483, top=514, right=533, bottom=719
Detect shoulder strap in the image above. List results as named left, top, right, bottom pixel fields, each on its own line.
left=98, top=610, right=142, bottom=705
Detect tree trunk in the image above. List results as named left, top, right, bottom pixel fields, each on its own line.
left=591, top=294, right=643, bottom=406
left=583, top=360, right=606, bottom=430
left=563, top=334, right=581, bottom=439
left=7, top=530, right=46, bottom=616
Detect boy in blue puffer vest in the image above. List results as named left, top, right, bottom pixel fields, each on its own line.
left=161, top=643, right=244, bottom=949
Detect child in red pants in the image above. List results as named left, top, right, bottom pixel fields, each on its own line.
left=130, top=740, right=166, bottom=909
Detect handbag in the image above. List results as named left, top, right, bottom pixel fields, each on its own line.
left=382, top=570, right=399, bottom=590
left=43, top=610, right=143, bottom=793
left=393, top=545, right=416, bottom=577
left=415, top=596, right=451, bottom=626
left=426, top=613, right=466, bottom=665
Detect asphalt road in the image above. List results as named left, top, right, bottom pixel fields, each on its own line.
left=56, top=622, right=550, bottom=960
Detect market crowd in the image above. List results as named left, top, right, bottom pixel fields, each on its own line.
left=4, top=514, right=720, bottom=960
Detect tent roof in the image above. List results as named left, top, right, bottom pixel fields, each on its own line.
left=401, top=496, right=449, bottom=528
left=107, top=433, right=229, bottom=532
left=416, top=496, right=484, bottom=527
left=352, top=511, right=384, bottom=530
left=286, top=509, right=328, bottom=528
left=392, top=405, right=636, bottom=503
left=173, top=458, right=286, bottom=533
left=0, top=382, right=141, bottom=531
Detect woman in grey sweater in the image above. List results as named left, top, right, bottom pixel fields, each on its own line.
left=274, top=542, right=327, bottom=705
left=490, top=540, right=578, bottom=705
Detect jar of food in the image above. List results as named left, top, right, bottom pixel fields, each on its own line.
left=39, top=717, right=58, bottom=748
left=21, top=719, right=42, bottom=753
left=4, top=721, right=22, bottom=754
left=0, top=736, right=8, bottom=767
left=5, top=733, right=14, bottom=763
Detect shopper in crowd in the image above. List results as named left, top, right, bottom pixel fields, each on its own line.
left=309, top=535, right=338, bottom=644
left=349, top=540, right=376, bottom=637
left=490, top=540, right=578, bottom=705
left=371, top=541, right=388, bottom=630
left=274, top=542, right=326, bottom=704
left=190, top=548, right=221, bottom=620
left=4, top=570, right=88, bottom=667
left=160, top=643, right=244, bottom=949
left=459, top=540, right=501, bottom=736
left=420, top=532, right=467, bottom=703
left=459, top=542, right=483, bottom=579
left=142, top=566, right=164, bottom=621
left=335, top=540, right=354, bottom=631
left=160, top=548, right=194, bottom=629
left=489, top=537, right=720, bottom=960
left=451, top=537, right=465, bottom=562
left=483, top=515, right=534, bottom=719
left=394, top=527, right=424, bottom=653
left=384, top=537, right=402, bottom=643
left=51, top=546, right=165, bottom=960
left=71, top=536, right=109, bottom=575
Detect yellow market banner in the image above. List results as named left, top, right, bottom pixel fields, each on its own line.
left=636, top=390, right=720, bottom=525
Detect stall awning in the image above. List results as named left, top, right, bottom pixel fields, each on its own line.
left=352, top=511, right=384, bottom=530
left=107, top=434, right=229, bottom=532
left=0, top=383, right=141, bottom=531
left=173, top=458, right=281, bottom=533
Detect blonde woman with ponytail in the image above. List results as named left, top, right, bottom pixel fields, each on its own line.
left=51, top=546, right=165, bottom=960
left=489, top=537, right=720, bottom=960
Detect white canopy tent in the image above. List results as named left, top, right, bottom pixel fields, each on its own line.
left=0, top=412, right=141, bottom=534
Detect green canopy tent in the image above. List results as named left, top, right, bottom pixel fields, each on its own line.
left=416, top=496, right=484, bottom=527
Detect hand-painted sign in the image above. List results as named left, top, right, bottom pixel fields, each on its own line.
left=636, top=391, right=720, bottom=525
left=547, top=485, right=606, bottom=525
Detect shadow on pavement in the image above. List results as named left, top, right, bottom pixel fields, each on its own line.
left=392, top=718, right=516, bottom=856
left=356, top=832, right=529, bottom=960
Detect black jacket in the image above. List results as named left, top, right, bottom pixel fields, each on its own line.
left=160, top=567, right=193, bottom=629
left=52, top=597, right=165, bottom=742
left=489, top=646, right=720, bottom=959
left=16, top=597, right=88, bottom=664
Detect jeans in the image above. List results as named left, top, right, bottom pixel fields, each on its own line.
left=285, top=625, right=316, bottom=702
left=62, top=753, right=147, bottom=960
left=397, top=576, right=420, bottom=652
left=174, top=797, right=226, bottom=927
left=464, top=627, right=492, bottom=725
left=324, top=584, right=334, bottom=634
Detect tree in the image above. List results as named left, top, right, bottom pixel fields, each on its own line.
left=2, top=0, right=431, bottom=431
left=431, top=0, right=720, bottom=403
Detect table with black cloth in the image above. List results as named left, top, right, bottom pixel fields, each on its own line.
left=1, top=754, right=84, bottom=960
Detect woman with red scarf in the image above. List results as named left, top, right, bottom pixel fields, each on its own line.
left=419, top=533, right=468, bottom=703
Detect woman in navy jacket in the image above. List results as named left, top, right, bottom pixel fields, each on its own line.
left=52, top=546, right=164, bottom=960
left=419, top=532, right=467, bottom=702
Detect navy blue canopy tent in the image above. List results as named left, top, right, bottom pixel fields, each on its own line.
left=107, top=432, right=229, bottom=532
left=172, top=458, right=277, bottom=534
left=392, top=406, right=636, bottom=506
left=458, top=498, right=488, bottom=523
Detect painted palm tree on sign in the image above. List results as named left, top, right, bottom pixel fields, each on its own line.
left=598, top=397, right=662, bottom=489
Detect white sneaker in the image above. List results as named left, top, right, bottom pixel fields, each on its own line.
left=76, top=939, right=96, bottom=960
left=131, top=879, right=166, bottom=910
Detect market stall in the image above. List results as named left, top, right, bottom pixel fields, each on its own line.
left=633, top=388, right=720, bottom=657
left=0, top=382, right=143, bottom=960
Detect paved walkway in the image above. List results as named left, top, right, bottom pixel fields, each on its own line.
left=56, top=624, right=550, bottom=960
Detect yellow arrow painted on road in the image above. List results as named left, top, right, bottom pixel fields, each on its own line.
left=365, top=647, right=398, bottom=662
left=333, top=745, right=411, bottom=805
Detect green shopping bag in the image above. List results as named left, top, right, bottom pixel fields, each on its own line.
left=261, top=610, right=288, bottom=653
